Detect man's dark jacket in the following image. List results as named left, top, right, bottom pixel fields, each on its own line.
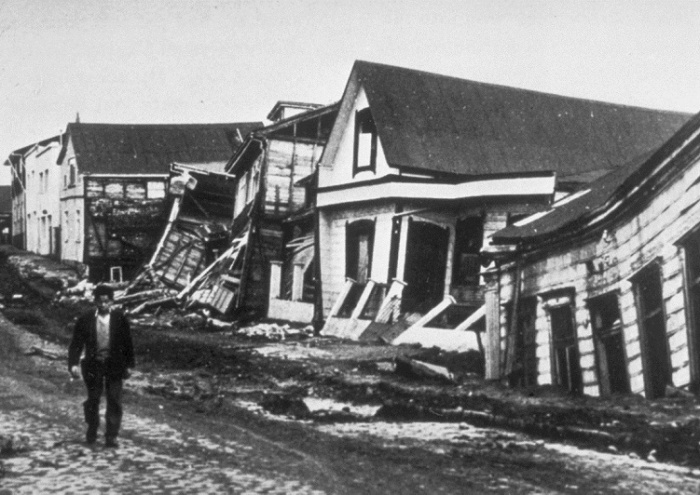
left=68, top=309, right=135, bottom=376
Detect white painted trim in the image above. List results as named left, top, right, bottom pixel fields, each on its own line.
left=84, top=174, right=168, bottom=179
left=317, top=175, right=556, bottom=207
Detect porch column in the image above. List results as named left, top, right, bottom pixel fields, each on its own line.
left=269, top=261, right=282, bottom=299
left=484, top=277, right=501, bottom=380
left=292, top=262, right=305, bottom=301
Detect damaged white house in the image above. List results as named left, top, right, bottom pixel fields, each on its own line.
left=316, top=60, right=690, bottom=356
left=485, top=111, right=700, bottom=399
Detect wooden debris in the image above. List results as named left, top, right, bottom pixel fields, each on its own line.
left=24, top=346, right=62, bottom=360
left=395, top=356, right=456, bottom=383
left=130, top=296, right=177, bottom=315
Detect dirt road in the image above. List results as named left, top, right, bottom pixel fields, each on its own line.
left=3, top=312, right=700, bottom=494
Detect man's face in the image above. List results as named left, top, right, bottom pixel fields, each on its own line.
left=96, top=294, right=112, bottom=315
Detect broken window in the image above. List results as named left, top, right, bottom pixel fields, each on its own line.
left=588, top=293, right=629, bottom=395
left=452, top=217, right=484, bottom=287
left=632, top=263, right=671, bottom=399
left=353, top=107, right=377, bottom=176
left=548, top=300, right=582, bottom=394
left=345, top=219, right=374, bottom=284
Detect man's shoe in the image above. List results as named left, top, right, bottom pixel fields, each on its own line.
left=86, top=431, right=97, bottom=445
left=105, top=438, right=118, bottom=448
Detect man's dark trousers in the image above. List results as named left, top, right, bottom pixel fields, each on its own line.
left=82, top=360, right=123, bottom=441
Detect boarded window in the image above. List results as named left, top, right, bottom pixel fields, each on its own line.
left=126, top=183, right=146, bottom=199
left=147, top=181, right=165, bottom=199
left=105, top=182, right=125, bottom=198
left=632, top=263, right=671, bottom=399
left=589, top=293, right=629, bottom=395
left=353, top=107, right=377, bottom=175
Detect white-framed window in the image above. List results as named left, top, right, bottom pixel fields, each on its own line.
left=68, top=158, right=76, bottom=187
left=75, top=210, right=81, bottom=242
left=110, top=266, right=123, bottom=283
left=64, top=211, right=70, bottom=241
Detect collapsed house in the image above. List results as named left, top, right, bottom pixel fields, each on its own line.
left=484, top=111, right=700, bottom=399
left=142, top=102, right=338, bottom=319
left=56, top=121, right=261, bottom=282
left=316, top=60, right=691, bottom=354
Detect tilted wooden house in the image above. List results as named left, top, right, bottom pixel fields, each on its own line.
left=315, top=60, right=690, bottom=352
left=174, top=102, right=338, bottom=319
left=485, top=111, right=700, bottom=399
left=57, top=121, right=260, bottom=282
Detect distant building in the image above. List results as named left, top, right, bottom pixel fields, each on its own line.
left=56, top=121, right=261, bottom=282
left=0, top=185, right=11, bottom=244
left=4, top=134, right=64, bottom=251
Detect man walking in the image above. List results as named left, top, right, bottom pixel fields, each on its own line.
left=68, top=284, right=134, bottom=448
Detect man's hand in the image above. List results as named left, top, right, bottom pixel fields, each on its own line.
left=70, top=365, right=81, bottom=379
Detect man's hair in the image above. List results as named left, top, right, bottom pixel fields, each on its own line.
left=93, top=284, right=114, bottom=300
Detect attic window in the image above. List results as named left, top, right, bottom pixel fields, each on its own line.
left=68, top=158, right=76, bottom=187
left=353, top=107, right=377, bottom=175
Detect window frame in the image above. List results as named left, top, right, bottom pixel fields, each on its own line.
left=353, top=107, right=377, bottom=176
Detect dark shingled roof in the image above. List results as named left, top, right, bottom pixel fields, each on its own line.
left=356, top=61, right=692, bottom=178
left=492, top=110, right=700, bottom=245
left=62, top=122, right=263, bottom=175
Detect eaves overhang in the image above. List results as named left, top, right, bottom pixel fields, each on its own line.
left=317, top=174, right=556, bottom=208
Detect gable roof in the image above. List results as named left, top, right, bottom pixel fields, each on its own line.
left=352, top=61, right=691, bottom=178
left=5, top=134, right=64, bottom=167
left=491, top=110, right=700, bottom=246
left=59, top=122, right=262, bottom=175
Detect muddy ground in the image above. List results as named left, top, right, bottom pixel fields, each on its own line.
left=3, top=246, right=700, bottom=493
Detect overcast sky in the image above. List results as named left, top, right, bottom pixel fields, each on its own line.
left=2, top=0, right=700, bottom=185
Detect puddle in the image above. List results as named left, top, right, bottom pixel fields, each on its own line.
left=303, top=397, right=380, bottom=418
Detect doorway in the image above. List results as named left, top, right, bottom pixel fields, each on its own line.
left=401, top=219, right=449, bottom=313
left=633, top=264, right=671, bottom=399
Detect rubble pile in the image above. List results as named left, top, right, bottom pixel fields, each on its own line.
left=234, top=322, right=315, bottom=341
